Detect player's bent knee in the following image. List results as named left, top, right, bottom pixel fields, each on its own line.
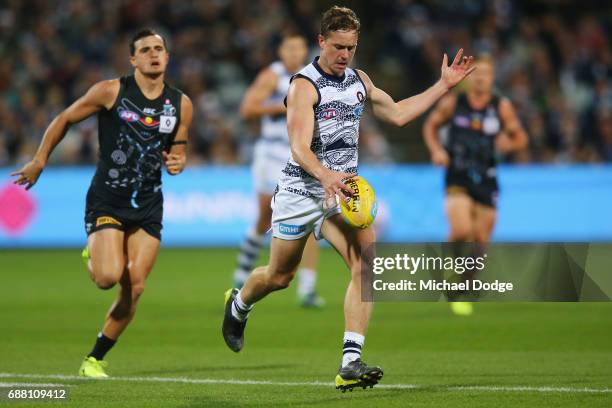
left=349, top=263, right=363, bottom=281
left=94, top=275, right=119, bottom=290
left=130, top=282, right=145, bottom=301
left=91, top=262, right=124, bottom=289
left=268, top=272, right=294, bottom=290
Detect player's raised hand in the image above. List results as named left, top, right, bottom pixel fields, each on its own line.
left=162, top=151, right=186, bottom=175
left=440, top=49, right=476, bottom=90
left=11, top=159, right=44, bottom=190
left=321, top=169, right=356, bottom=208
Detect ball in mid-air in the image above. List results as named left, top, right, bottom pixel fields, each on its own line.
left=340, top=176, right=377, bottom=229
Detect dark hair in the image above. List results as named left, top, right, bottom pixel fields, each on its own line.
left=320, top=6, right=360, bottom=38
left=272, top=29, right=306, bottom=49
left=129, top=28, right=167, bottom=56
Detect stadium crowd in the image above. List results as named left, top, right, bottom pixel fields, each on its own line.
left=0, top=0, right=610, bottom=165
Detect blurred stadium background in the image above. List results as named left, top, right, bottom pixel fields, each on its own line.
left=0, top=0, right=611, bottom=246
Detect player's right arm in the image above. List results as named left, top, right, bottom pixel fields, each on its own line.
left=239, top=68, right=285, bottom=120
left=11, top=79, right=120, bottom=189
left=422, top=94, right=457, bottom=167
left=286, top=78, right=354, bottom=204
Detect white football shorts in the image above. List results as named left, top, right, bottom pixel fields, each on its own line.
left=252, top=143, right=290, bottom=195
left=271, top=188, right=341, bottom=240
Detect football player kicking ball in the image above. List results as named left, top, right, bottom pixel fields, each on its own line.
left=12, top=29, right=193, bottom=378
left=233, top=32, right=325, bottom=308
left=222, top=6, right=475, bottom=391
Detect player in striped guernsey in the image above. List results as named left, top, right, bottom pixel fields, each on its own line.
left=222, top=6, right=475, bottom=391
left=233, top=33, right=325, bottom=308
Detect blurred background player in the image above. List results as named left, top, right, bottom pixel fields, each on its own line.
left=222, top=6, right=475, bottom=391
left=11, top=29, right=193, bottom=377
left=233, top=32, right=324, bottom=308
left=423, top=55, right=528, bottom=315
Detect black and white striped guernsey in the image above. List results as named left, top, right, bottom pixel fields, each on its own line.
left=278, top=57, right=367, bottom=199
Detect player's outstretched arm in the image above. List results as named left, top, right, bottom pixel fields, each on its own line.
left=163, top=94, right=193, bottom=175
left=423, top=94, right=457, bottom=167
left=496, top=98, right=528, bottom=154
left=360, top=49, right=475, bottom=128
left=239, top=68, right=284, bottom=120
left=11, top=79, right=120, bottom=189
left=286, top=78, right=354, bottom=204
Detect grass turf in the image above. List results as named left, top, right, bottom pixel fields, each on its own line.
left=0, top=248, right=611, bottom=407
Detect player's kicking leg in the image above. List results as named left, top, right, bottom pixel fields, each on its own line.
left=233, top=193, right=324, bottom=307
left=320, top=214, right=383, bottom=392
left=222, top=235, right=308, bottom=352
left=79, top=228, right=159, bottom=377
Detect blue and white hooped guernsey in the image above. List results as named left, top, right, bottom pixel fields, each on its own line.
left=277, top=57, right=367, bottom=199
left=256, top=61, right=294, bottom=162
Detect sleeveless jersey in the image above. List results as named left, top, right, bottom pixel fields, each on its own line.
left=90, top=75, right=183, bottom=208
left=277, top=57, right=367, bottom=198
left=257, top=61, right=293, bottom=161
left=447, top=93, right=501, bottom=185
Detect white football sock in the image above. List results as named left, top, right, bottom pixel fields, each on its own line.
left=342, top=331, right=365, bottom=367
left=231, top=290, right=253, bottom=322
left=297, top=267, right=317, bottom=297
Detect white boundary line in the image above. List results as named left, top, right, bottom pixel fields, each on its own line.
left=0, top=373, right=610, bottom=394
left=0, top=382, right=69, bottom=387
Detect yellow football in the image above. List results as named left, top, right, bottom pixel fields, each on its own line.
left=340, top=176, right=377, bottom=229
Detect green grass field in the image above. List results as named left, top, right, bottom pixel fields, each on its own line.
left=1, top=248, right=611, bottom=407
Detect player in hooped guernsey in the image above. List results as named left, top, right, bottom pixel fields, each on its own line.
left=423, top=56, right=527, bottom=315
left=232, top=34, right=325, bottom=308
left=222, top=6, right=477, bottom=392
left=12, top=29, right=193, bottom=378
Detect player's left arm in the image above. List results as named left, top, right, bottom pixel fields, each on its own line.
left=359, top=49, right=475, bottom=127
left=496, top=98, right=528, bottom=153
left=163, top=94, right=193, bottom=175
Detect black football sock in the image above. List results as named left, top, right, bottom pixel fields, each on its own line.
left=87, top=332, right=116, bottom=360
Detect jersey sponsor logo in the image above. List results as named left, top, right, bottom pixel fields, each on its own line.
left=96, top=216, right=122, bottom=227
left=353, top=105, right=364, bottom=118
left=321, top=108, right=339, bottom=120
left=483, top=116, right=500, bottom=135
left=143, top=107, right=156, bottom=115
left=119, top=109, right=140, bottom=122
left=159, top=115, right=177, bottom=133
left=278, top=223, right=306, bottom=235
